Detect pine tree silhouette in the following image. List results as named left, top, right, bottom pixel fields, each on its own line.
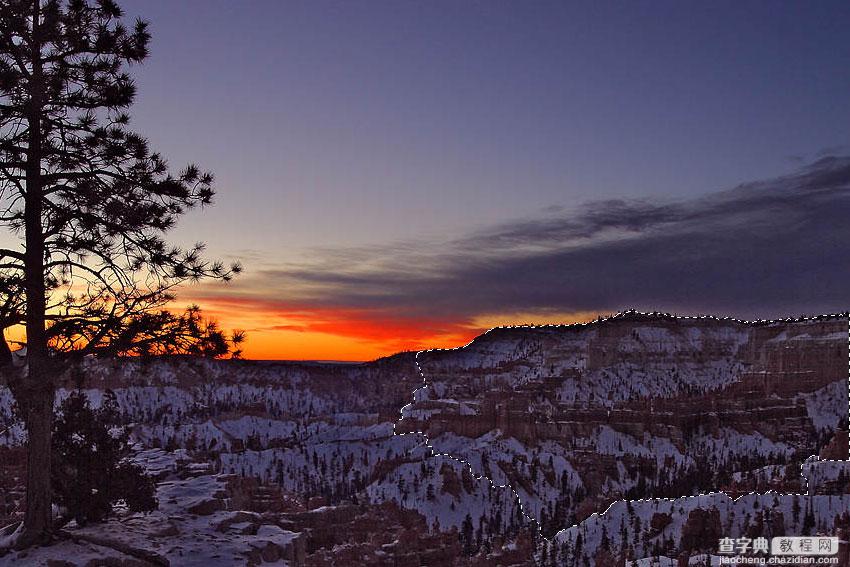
left=0, top=0, right=240, bottom=547
left=52, top=389, right=157, bottom=525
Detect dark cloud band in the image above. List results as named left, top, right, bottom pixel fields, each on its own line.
left=225, top=156, right=850, bottom=321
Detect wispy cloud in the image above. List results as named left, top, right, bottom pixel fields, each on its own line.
left=189, top=155, right=850, bottom=348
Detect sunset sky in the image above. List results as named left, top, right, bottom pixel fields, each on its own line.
left=115, top=1, right=850, bottom=361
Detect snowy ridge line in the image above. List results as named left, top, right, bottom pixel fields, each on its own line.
left=391, top=309, right=850, bottom=543
left=551, top=453, right=846, bottom=547
left=388, top=352, right=542, bottom=531
left=461, top=308, right=850, bottom=334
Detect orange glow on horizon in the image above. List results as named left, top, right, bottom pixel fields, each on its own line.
left=183, top=294, right=484, bottom=361
left=179, top=293, right=606, bottom=361
left=1, top=293, right=606, bottom=362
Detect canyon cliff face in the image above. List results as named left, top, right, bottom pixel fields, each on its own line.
left=0, top=312, right=847, bottom=566
left=0, top=353, right=533, bottom=565
left=399, top=312, right=848, bottom=542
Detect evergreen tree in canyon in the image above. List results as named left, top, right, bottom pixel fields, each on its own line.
left=0, top=0, right=240, bottom=547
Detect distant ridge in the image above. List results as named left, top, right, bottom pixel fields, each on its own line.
left=486, top=308, right=850, bottom=330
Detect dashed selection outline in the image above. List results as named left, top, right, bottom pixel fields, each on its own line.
left=390, top=309, right=850, bottom=544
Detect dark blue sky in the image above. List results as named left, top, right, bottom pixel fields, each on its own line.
left=115, top=1, right=850, bottom=358
left=122, top=1, right=849, bottom=253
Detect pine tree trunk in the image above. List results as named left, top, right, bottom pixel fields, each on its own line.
left=0, top=334, right=12, bottom=367
left=15, top=0, right=53, bottom=548
left=18, top=374, right=54, bottom=547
